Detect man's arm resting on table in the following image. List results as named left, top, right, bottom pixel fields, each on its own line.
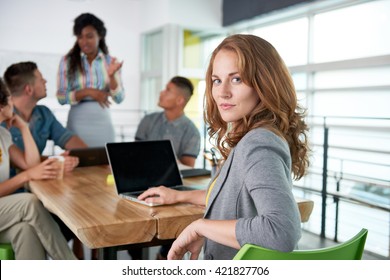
left=64, top=136, right=88, bottom=150
left=180, top=156, right=196, bottom=168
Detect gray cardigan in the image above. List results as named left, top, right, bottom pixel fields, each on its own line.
left=203, top=128, right=302, bottom=260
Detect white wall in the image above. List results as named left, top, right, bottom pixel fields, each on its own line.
left=0, top=0, right=141, bottom=110
left=0, top=0, right=222, bottom=111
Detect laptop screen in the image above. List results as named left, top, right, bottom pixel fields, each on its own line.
left=106, top=140, right=183, bottom=194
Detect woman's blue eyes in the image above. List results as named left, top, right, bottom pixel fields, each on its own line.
left=212, top=77, right=241, bottom=85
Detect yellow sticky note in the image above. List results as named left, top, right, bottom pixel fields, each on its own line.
left=106, top=174, right=115, bottom=185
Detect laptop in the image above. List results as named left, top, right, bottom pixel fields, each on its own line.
left=105, top=140, right=201, bottom=206
left=69, top=147, right=108, bottom=167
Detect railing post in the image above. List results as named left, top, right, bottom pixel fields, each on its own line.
left=334, top=178, right=340, bottom=242
left=334, top=162, right=343, bottom=243
left=203, top=124, right=207, bottom=169
left=321, top=118, right=329, bottom=238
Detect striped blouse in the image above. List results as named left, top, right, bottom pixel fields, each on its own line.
left=56, top=50, right=125, bottom=105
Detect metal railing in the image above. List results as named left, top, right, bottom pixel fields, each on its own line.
left=294, top=115, right=390, bottom=258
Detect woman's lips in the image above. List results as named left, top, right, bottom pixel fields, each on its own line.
left=81, top=46, right=90, bottom=52
left=220, top=103, right=235, bottom=110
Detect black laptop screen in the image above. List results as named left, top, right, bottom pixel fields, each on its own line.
left=106, top=140, right=183, bottom=194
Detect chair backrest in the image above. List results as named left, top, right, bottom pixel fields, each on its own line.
left=233, top=228, right=368, bottom=260
left=0, top=243, right=15, bottom=260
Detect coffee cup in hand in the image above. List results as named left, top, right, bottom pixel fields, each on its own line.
left=49, top=156, right=65, bottom=179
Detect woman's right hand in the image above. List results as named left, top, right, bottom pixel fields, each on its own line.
left=168, top=219, right=205, bottom=260
left=5, top=113, right=28, bottom=130
left=26, top=158, right=61, bottom=180
left=89, top=89, right=111, bottom=108
left=138, top=186, right=181, bottom=205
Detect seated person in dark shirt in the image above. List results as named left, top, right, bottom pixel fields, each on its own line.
left=131, top=76, right=201, bottom=259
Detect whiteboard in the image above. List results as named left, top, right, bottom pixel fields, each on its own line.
left=0, top=50, right=64, bottom=109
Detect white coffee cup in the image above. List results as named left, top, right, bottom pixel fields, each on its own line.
left=49, top=155, right=65, bottom=179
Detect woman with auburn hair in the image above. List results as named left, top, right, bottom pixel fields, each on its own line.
left=138, top=34, right=310, bottom=260
left=204, top=34, right=309, bottom=180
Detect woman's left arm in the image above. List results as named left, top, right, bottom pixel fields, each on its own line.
left=234, top=131, right=302, bottom=252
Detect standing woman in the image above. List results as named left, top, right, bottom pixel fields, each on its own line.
left=57, top=13, right=125, bottom=147
left=138, top=34, right=310, bottom=260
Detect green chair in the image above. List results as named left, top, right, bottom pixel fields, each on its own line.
left=0, top=243, right=15, bottom=260
left=233, top=228, right=368, bottom=260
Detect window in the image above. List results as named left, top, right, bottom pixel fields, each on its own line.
left=253, top=18, right=308, bottom=66
left=313, top=0, right=390, bottom=62
left=142, top=30, right=163, bottom=72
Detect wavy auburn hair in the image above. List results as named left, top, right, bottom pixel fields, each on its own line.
left=204, top=34, right=309, bottom=180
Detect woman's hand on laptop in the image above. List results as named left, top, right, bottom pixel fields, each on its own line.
left=138, top=186, right=180, bottom=205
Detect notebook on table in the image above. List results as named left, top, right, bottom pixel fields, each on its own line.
left=105, top=140, right=201, bottom=206
left=69, top=147, right=108, bottom=167
left=180, top=168, right=211, bottom=178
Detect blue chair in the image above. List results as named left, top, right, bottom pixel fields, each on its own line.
left=233, top=228, right=368, bottom=260
left=0, top=243, right=15, bottom=260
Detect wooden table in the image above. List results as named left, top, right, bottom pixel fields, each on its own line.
left=28, top=165, right=205, bottom=259
left=29, top=165, right=313, bottom=259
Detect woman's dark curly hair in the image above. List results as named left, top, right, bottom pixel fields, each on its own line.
left=0, top=78, right=10, bottom=107
left=66, top=13, right=109, bottom=79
